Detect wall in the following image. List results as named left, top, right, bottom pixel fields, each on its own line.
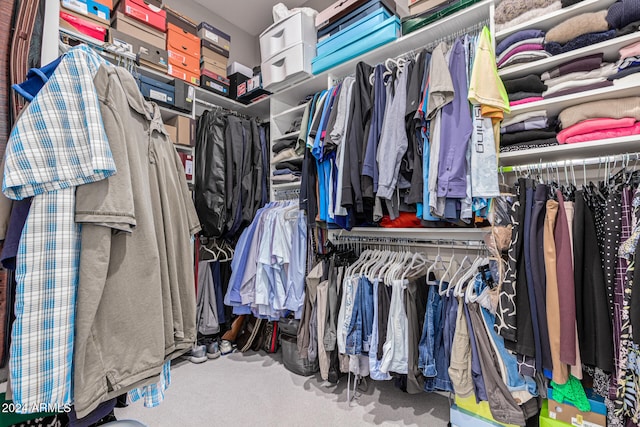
left=163, top=0, right=261, bottom=68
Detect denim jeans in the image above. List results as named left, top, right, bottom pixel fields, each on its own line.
left=369, top=279, right=392, bottom=380
left=419, top=283, right=442, bottom=384
left=345, top=276, right=373, bottom=355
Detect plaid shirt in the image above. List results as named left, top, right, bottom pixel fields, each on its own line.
left=3, top=45, right=116, bottom=412
left=128, top=360, right=172, bottom=408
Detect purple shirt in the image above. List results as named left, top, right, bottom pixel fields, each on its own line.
left=437, top=39, right=472, bottom=199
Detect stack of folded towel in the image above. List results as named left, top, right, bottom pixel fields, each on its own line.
left=541, top=53, right=616, bottom=98
left=496, top=29, right=550, bottom=69
left=502, top=74, right=547, bottom=106
left=500, top=109, right=558, bottom=152
left=271, top=138, right=303, bottom=184
left=556, top=96, right=640, bottom=144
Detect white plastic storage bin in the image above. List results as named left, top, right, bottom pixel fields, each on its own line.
left=260, top=10, right=317, bottom=63
left=262, top=41, right=316, bottom=91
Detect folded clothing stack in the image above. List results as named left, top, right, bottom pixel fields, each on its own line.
left=496, top=29, right=550, bottom=69
left=500, top=109, right=558, bottom=152
left=272, top=139, right=303, bottom=184
left=608, top=40, right=640, bottom=83
left=541, top=53, right=615, bottom=98
left=556, top=96, right=640, bottom=144
left=502, top=74, right=546, bottom=106
left=495, top=0, right=562, bottom=33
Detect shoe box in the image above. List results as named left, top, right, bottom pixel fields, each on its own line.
left=228, top=71, right=251, bottom=100
left=61, top=0, right=111, bottom=25
left=546, top=388, right=606, bottom=427
left=111, top=11, right=166, bottom=49
left=201, top=52, right=228, bottom=77
left=109, top=28, right=167, bottom=72
left=197, top=22, right=231, bottom=56
left=115, top=0, right=166, bottom=32
left=237, top=73, right=270, bottom=104
left=178, top=151, right=193, bottom=182
left=60, top=9, right=108, bottom=43
left=137, top=74, right=174, bottom=107
left=199, top=69, right=230, bottom=97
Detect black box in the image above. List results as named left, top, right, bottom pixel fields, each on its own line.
left=173, top=79, right=195, bottom=113
left=229, top=72, right=250, bottom=100
left=200, top=74, right=230, bottom=97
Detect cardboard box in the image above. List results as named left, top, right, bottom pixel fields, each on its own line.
left=173, top=79, right=195, bottom=113
left=178, top=152, right=193, bottom=181
left=137, top=74, right=174, bottom=106
left=200, top=74, right=229, bottom=97
left=201, top=38, right=229, bottom=58
left=117, top=0, right=166, bottom=32
left=548, top=400, right=606, bottom=427
left=165, top=115, right=195, bottom=146
left=164, top=5, right=197, bottom=36
left=168, top=64, right=200, bottom=86
left=164, top=122, right=178, bottom=143
left=200, top=56, right=227, bottom=77
left=95, top=0, right=113, bottom=9
left=200, top=68, right=230, bottom=85
left=109, top=28, right=168, bottom=71
left=197, top=22, right=231, bottom=53
left=61, top=0, right=110, bottom=25
left=59, top=9, right=108, bottom=42
left=112, top=11, right=166, bottom=49
left=168, top=53, right=199, bottom=76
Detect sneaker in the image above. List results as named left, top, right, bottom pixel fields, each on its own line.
left=187, top=345, right=207, bottom=363
left=206, top=341, right=221, bottom=359
left=220, top=339, right=233, bottom=355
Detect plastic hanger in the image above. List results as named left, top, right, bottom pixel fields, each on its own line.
left=446, top=254, right=472, bottom=296
left=438, top=254, right=458, bottom=296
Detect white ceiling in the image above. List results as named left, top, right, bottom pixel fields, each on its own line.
left=193, top=0, right=333, bottom=36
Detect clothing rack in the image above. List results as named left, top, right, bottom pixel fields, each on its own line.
left=198, top=101, right=254, bottom=120
left=499, top=152, right=640, bottom=173
left=59, top=27, right=138, bottom=71
left=418, top=19, right=488, bottom=54
left=273, top=186, right=300, bottom=200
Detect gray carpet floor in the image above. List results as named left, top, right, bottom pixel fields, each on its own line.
left=116, top=350, right=451, bottom=426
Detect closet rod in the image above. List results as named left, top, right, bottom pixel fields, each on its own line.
left=197, top=100, right=253, bottom=119
left=499, top=152, right=640, bottom=173
left=331, top=235, right=486, bottom=250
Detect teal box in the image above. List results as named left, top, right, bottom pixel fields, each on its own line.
left=311, top=15, right=400, bottom=74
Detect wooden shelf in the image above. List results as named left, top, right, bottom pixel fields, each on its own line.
left=499, top=32, right=640, bottom=80
left=495, top=0, right=616, bottom=41
left=499, top=135, right=640, bottom=165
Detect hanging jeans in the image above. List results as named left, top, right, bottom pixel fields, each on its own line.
left=369, top=279, right=392, bottom=381
left=345, top=276, right=373, bottom=355
left=380, top=280, right=408, bottom=374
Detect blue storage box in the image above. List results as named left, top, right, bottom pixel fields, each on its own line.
left=312, top=15, right=400, bottom=75
left=317, top=0, right=393, bottom=40
left=317, top=8, right=393, bottom=57
left=137, top=74, right=175, bottom=106
left=61, top=0, right=110, bottom=24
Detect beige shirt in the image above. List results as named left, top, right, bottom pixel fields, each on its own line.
left=73, top=65, right=201, bottom=418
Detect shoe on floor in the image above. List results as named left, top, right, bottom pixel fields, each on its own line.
left=206, top=341, right=221, bottom=359
left=186, top=345, right=207, bottom=363
left=220, top=340, right=233, bottom=355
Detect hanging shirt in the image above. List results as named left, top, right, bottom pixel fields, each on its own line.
left=330, top=77, right=355, bottom=220
left=377, top=65, right=409, bottom=201
left=437, top=38, right=473, bottom=200
left=3, top=45, right=117, bottom=412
